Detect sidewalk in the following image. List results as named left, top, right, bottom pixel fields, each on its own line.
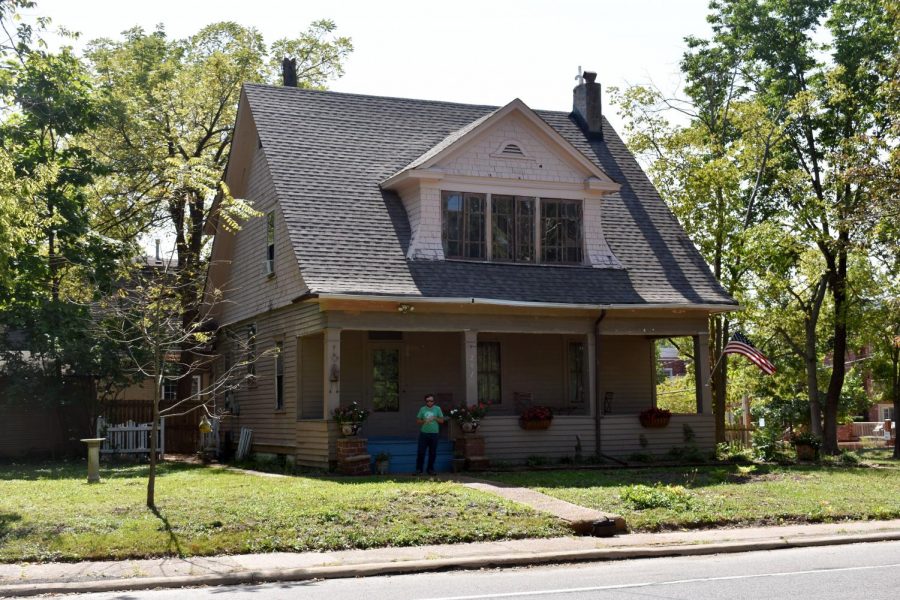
left=2, top=519, right=900, bottom=597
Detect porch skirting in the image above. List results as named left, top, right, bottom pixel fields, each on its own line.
left=598, top=414, right=715, bottom=458
left=476, top=416, right=595, bottom=463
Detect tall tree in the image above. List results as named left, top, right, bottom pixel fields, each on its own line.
left=85, top=20, right=351, bottom=399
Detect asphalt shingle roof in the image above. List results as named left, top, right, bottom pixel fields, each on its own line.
left=242, top=84, right=736, bottom=307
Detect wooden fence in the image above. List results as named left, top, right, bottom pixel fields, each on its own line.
left=99, top=399, right=202, bottom=453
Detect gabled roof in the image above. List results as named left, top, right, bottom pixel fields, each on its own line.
left=237, top=84, right=736, bottom=308
left=383, top=98, right=620, bottom=192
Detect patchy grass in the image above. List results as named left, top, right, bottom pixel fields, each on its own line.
left=0, top=461, right=568, bottom=562
left=481, top=463, right=900, bottom=532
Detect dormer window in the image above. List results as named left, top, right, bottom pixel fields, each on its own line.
left=441, top=191, right=486, bottom=259
left=441, top=190, right=584, bottom=265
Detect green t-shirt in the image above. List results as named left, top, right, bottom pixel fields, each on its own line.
left=417, top=405, right=444, bottom=434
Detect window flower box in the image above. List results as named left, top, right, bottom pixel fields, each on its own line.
left=519, top=406, right=554, bottom=430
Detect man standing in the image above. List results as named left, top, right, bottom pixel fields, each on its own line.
left=415, top=394, right=444, bottom=475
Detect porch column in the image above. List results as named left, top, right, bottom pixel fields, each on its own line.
left=587, top=332, right=597, bottom=417
left=464, top=330, right=478, bottom=405
left=323, top=328, right=341, bottom=418
left=694, top=333, right=712, bottom=414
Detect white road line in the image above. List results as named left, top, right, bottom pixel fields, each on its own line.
left=418, top=562, right=900, bottom=600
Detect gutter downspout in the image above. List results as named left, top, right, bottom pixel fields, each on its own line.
left=594, top=309, right=607, bottom=459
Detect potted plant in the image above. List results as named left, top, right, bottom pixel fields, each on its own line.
left=790, top=431, right=821, bottom=461
left=373, top=451, right=391, bottom=475
left=450, top=402, right=489, bottom=433
left=332, top=402, right=370, bottom=436
left=519, top=405, right=553, bottom=430
left=639, top=407, right=672, bottom=428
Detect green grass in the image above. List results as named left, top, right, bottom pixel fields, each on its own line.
left=0, top=461, right=568, bottom=562
left=480, top=463, right=900, bottom=532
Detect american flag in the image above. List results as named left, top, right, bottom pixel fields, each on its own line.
left=724, top=331, right=776, bottom=375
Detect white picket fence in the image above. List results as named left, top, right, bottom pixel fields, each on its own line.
left=852, top=421, right=895, bottom=441
left=96, top=416, right=165, bottom=457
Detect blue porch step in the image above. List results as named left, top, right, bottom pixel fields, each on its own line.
left=367, top=436, right=455, bottom=474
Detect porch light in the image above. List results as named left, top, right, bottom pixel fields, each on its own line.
left=397, top=303, right=415, bottom=314
left=199, top=415, right=213, bottom=434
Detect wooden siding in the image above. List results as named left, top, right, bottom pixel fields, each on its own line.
left=218, top=302, right=324, bottom=452
left=296, top=420, right=334, bottom=469
left=326, top=310, right=594, bottom=335
left=477, top=416, right=596, bottom=463
left=214, top=145, right=308, bottom=327
left=599, top=414, right=715, bottom=457
left=598, top=335, right=654, bottom=414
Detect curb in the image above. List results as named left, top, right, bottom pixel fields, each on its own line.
left=3, top=531, right=900, bottom=597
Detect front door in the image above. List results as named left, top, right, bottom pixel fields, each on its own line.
left=365, top=342, right=410, bottom=437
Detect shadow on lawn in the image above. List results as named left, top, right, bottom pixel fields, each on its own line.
left=473, top=464, right=807, bottom=490
left=150, top=506, right=183, bottom=557
left=0, top=512, right=22, bottom=542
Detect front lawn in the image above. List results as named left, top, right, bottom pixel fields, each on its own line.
left=0, top=461, right=568, bottom=562
left=481, top=463, right=900, bottom=532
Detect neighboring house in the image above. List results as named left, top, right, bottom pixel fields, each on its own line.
left=658, top=344, right=688, bottom=378
left=205, top=71, right=738, bottom=469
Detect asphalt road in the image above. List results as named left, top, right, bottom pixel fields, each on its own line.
left=67, top=540, right=900, bottom=600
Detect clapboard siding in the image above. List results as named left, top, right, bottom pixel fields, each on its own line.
left=599, top=414, right=715, bottom=457
left=598, top=335, right=654, bottom=413
left=478, top=416, right=596, bottom=463
left=220, top=302, right=325, bottom=452
left=299, top=333, right=324, bottom=419
left=296, top=420, right=334, bottom=468
left=215, top=146, right=308, bottom=327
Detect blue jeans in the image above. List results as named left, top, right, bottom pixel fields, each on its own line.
left=416, top=432, right=439, bottom=473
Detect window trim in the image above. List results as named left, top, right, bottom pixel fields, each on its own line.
left=274, top=341, right=284, bottom=410
left=442, top=191, right=487, bottom=260
left=265, top=211, right=275, bottom=277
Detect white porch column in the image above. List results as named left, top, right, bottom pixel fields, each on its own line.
left=694, top=333, right=713, bottom=414
left=464, top=330, right=478, bottom=405
left=323, top=328, right=341, bottom=418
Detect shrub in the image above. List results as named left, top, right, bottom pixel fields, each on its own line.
left=621, top=484, right=693, bottom=510
left=751, top=427, right=784, bottom=461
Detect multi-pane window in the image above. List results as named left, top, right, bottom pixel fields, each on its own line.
left=492, top=195, right=535, bottom=262
left=265, top=212, right=275, bottom=274
left=274, top=342, right=284, bottom=410
left=442, top=191, right=486, bottom=259
left=162, top=379, right=177, bottom=401
left=541, top=199, right=583, bottom=264
left=568, top=342, right=585, bottom=409
left=441, top=191, right=584, bottom=265
left=372, top=348, right=400, bottom=411
left=477, top=341, right=501, bottom=405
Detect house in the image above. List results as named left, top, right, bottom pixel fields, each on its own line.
left=204, top=71, right=738, bottom=470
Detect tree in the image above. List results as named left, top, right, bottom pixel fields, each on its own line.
left=95, top=260, right=262, bottom=508
left=84, top=20, right=351, bottom=402
left=0, top=0, right=131, bottom=436
left=706, top=0, right=896, bottom=454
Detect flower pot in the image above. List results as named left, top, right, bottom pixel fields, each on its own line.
left=461, top=421, right=479, bottom=434
left=639, top=415, right=671, bottom=428
left=520, top=419, right=552, bottom=430
left=341, top=423, right=360, bottom=437
left=795, top=443, right=817, bottom=461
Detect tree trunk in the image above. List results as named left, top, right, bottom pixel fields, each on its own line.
left=147, top=377, right=160, bottom=509
left=892, top=348, right=899, bottom=460
left=822, top=247, right=849, bottom=455
left=805, top=275, right=828, bottom=438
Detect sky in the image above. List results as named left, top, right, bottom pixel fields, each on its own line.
left=36, top=0, right=714, bottom=132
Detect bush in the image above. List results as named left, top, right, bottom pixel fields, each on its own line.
left=621, top=484, right=694, bottom=510
left=751, top=427, right=785, bottom=462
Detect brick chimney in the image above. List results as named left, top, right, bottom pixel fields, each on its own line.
left=282, top=57, right=297, bottom=87
left=572, top=71, right=603, bottom=140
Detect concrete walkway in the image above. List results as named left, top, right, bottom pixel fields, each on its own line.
left=453, top=475, right=626, bottom=534
left=3, top=519, right=900, bottom=597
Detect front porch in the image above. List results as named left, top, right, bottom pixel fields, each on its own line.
left=292, top=308, right=714, bottom=470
